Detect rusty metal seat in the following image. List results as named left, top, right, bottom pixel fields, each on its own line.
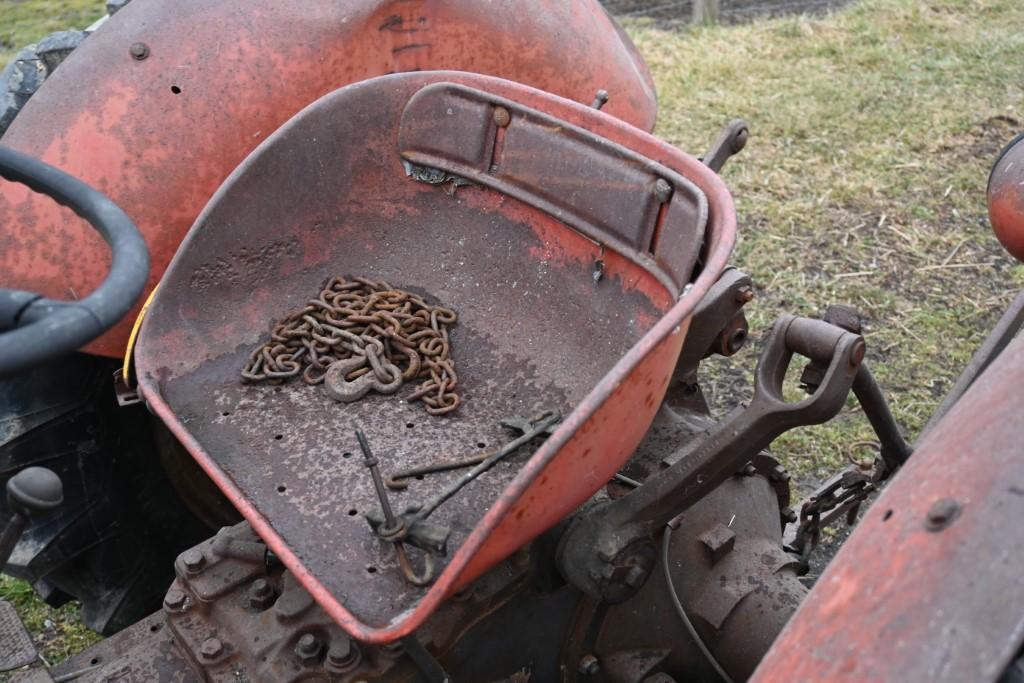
left=135, top=72, right=737, bottom=642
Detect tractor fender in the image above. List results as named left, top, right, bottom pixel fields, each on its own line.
left=0, top=0, right=656, bottom=357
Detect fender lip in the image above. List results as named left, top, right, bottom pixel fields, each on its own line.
left=137, top=70, right=736, bottom=643
left=0, top=0, right=659, bottom=359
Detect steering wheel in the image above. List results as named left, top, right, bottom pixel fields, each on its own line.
left=0, top=146, right=149, bottom=377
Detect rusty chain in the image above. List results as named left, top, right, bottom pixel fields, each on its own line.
left=241, top=276, right=460, bottom=415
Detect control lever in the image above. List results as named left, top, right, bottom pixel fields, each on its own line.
left=557, top=316, right=865, bottom=603
left=0, top=467, right=63, bottom=568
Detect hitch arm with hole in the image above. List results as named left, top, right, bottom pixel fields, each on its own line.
left=557, top=316, right=865, bottom=603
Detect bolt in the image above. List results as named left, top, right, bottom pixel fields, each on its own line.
left=181, top=549, right=206, bottom=573
left=248, top=578, right=275, bottom=610
left=925, top=498, right=962, bottom=532
left=164, top=586, right=186, bottom=610
left=781, top=507, right=798, bottom=524
left=623, top=565, right=649, bottom=588
left=591, top=89, right=610, bottom=110
left=578, top=653, right=600, bottom=676
left=199, top=637, right=223, bottom=660
left=654, top=178, right=673, bottom=204
left=326, top=638, right=360, bottom=673
left=742, top=463, right=757, bottom=476
left=129, top=42, right=150, bottom=60
left=770, top=464, right=790, bottom=483
left=735, top=285, right=755, bottom=304
left=850, top=338, right=866, bottom=367
left=493, top=107, right=511, bottom=128
left=295, top=633, right=323, bottom=665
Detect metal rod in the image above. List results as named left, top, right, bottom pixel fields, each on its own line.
left=415, top=412, right=560, bottom=520
left=0, top=512, right=26, bottom=569
left=852, top=363, right=912, bottom=473
left=356, top=429, right=397, bottom=527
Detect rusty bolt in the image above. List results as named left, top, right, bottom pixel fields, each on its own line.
left=578, top=653, right=600, bottom=676
left=654, top=178, right=673, bottom=204
left=925, top=498, right=962, bottom=532
left=295, top=633, right=323, bottom=665
left=326, top=638, right=360, bottom=673
left=623, top=565, right=648, bottom=589
left=781, top=507, right=798, bottom=524
left=129, top=42, right=149, bottom=60
left=770, top=464, right=790, bottom=483
left=735, top=285, right=755, bottom=304
left=248, top=578, right=275, bottom=610
left=199, top=638, right=223, bottom=660
left=850, top=337, right=866, bottom=367
left=164, top=586, right=186, bottom=610
left=493, top=107, right=511, bottom=128
left=181, top=549, right=206, bottom=573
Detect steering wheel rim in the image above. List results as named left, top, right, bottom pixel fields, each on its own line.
left=0, top=146, right=149, bottom=377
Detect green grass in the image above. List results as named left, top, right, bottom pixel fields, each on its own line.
left=628, top=0, right=1024, bottom=486
left=0, top=0, right=105, bottom=68
left=0, top=575, right=100, bottom=669
left=1, top=0, right=1023, bottom=667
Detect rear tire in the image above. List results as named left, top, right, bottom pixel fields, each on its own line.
left=0, top=354, right=220, bottom=634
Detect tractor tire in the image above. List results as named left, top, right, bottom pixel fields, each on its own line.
left=0, top=0, right=134, bottom=138
left=0, top=354, right=221, bottom=635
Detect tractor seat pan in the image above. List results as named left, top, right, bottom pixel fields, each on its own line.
left=135, top=72, right=737, bottom=642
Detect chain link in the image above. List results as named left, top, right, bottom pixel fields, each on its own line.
left=241, top=276, right=460, bottom=415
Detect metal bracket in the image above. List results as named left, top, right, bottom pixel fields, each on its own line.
left=557, top=316, right=864, bottom=603
left=701, top=119, right=749, bottom=174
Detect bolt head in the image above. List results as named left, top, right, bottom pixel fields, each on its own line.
left=295, top=633, right=323, bottom=665
left=327, top=638, right=360, bottom=673
left=578, top=654, right=600, bottom=675
left=735, top=286, right=755, bottom=304
left=925, top=498, right=962, bottom=532
left=164, top=586, right=186, bottom=610
left=493, top=107, right=511, bottom=128
left=654, top=178, right=673, bottom=203
left=129, top=42, right=149, bottom=60
left=248, top=578, right=275, bottom=609
left=200, top=637, right=223, bottom=659
left=181, top=549, right=206, bottom=573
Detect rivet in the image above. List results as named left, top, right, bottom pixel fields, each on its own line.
left=493, top=107, right=511, bottom=128
left=925, top=498, right=961, bottom=532
left=129, top=42, right=149, bottom=60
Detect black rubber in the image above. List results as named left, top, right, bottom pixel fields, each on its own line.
left=0, top=145, right=149, bottom=377
left=0, top=355, right=215, bottom=635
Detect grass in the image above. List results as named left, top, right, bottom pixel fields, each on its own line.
left=1, top=0, right=1023, bottom=667
left=0, top=0, right=105, bottom=68
left=0, top=575, right=100, bottom=670
left=627, top=0, right=1024, bottom=486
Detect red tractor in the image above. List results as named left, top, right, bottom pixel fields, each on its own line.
left=1, top=2, right=1021, bottom=681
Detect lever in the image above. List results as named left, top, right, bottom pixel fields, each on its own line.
left=557, top=316, right=864, bottom=603
left=0, top=467, right=63, bottom=569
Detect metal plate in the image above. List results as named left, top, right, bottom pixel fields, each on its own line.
left=136, top=72, right=737, bottom=642
left=0, top=599, right=37, bottom=672
left=752, top=332, right=1024, bottom=682
left=0, top=0, right=657, bottom=358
